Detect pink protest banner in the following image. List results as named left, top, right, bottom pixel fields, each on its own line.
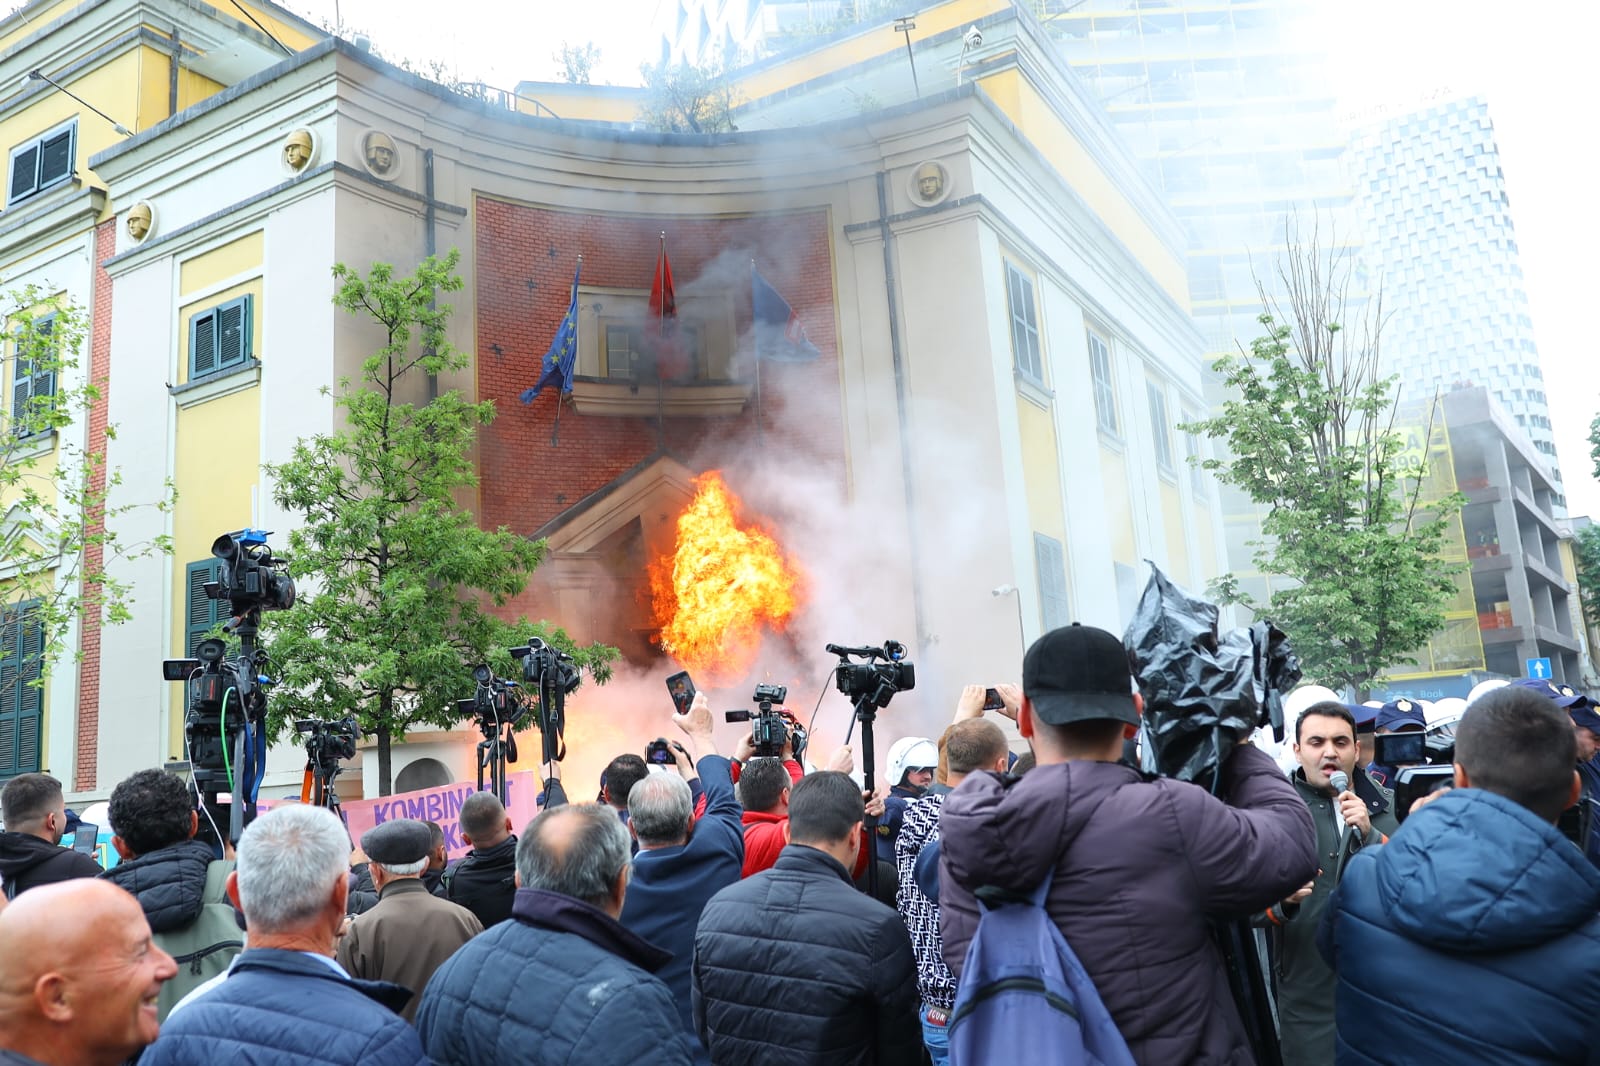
left=339, top=772, right=542, bottom=860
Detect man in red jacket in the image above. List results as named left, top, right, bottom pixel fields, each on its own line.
left=738, top=757, right=797, bottom=878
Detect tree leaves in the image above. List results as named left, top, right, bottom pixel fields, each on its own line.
left=263, top=253, right=617, bottom=794
left=1185, top=222, right=1464, bottom=697
left=0, top=287, right=174, bottom=673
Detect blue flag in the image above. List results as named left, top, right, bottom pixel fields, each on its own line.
left=521, top=261, right=581, bottom=403
left=752, top=265, right=820, bottom=363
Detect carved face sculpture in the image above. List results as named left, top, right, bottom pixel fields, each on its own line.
left=284, top=130, right=314, bottom=171
left=916, top=162, right=945, bottom=201
left=126, top=203, right=152, bottom=241
left=364, top=132, right=397, bottom=175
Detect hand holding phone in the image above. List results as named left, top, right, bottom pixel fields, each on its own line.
left=983, top=688, right=1005, bottom=711
left=666, top=671, right=696, bottom=716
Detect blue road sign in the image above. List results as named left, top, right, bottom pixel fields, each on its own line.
left=1527, top=657, right=1552, bottom=680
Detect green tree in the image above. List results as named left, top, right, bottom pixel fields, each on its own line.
left=1186, top=224, right=1464, bottom=698
left=264, top=252, right=616, bottom=795
left=637, top=59, right=737, bottom=133
left=1575, top=524, right=1600, bottom=637
left=554, top=42, right=600, bottom=84
left=1575, top=413, right=1600, bottom=639
left=0, top=287, right=172, bottom=669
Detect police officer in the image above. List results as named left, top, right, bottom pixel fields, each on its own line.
left=337, top=819, right=482, bottom=1021
left=877, top=737, right=937, bottom=866
left=1366, top=698, right=1427, bottom=787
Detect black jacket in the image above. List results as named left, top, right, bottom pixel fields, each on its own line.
left=443, top=835, right=517, bottom=928
left=692, top=844, right=921, bottom=1066
left=0, top=830, right=101, bottom=898
left=100, top=839, right=236, bottom=932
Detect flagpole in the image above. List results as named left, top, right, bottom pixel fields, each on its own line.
left=751, top=259, right=762, bottom=451
left=550, top=253, right=581, bottom=447
left=657, top=231, right=667, bottom=454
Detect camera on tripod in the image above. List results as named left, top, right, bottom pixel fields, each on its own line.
left=725, top=683, right=806, bottom=759
left=159, top=529, right=293, bottom=852
left=204, top=529, right=296, bottom=616
left=297, top=716, right=360, bottom=764
left=827, top=640, right=916, bottom=708
left=511, top=637, right=582, bottom=766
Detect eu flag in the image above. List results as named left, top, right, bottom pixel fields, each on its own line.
left=521, top=260, right=581, bottom=403
left=752, top=265, right=820, bottom=363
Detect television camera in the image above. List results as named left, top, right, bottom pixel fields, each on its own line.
left=160, top=529, right=296, bottom=852
left=1377, top=725, right=1458, bottom=822
left=725, top=683, right=808, bottom=761
left=459, top=637, right=581, bottom=805
left=825, top=640, right=916, bottom=899
left=297, top=716, right=360, bottom=814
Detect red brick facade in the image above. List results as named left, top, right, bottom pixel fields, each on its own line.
left=75, top=220, right=115, bottom=791
left=473, top=198, right=846, bottom=539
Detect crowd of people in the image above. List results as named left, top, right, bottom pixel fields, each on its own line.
left=2, top=624, right=1600, bottom=1066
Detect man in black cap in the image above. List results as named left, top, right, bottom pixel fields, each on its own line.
left=337, top=819, right=482, bottom=1021
left=938, top=623, right=1317, bottom=1064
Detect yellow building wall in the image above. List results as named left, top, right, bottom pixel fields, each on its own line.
left=168, top=232, right=265, bottom=755
left=976, top=69, right=1189, bottom=307
left=0, top=52, right=144, bottom=202
left=736, top=0, right=1009, bottom=103
left=1100, top=448, right=1137, bottom=566
left=199, top=0, right=324, bottom=52
left=1160, top=480, right=1189, bottom=587
left=0, top=0, right=80, bottom=51
left=1194, top=500, right=1217, bottom=585
left=513, top=84, right=642, bottom=123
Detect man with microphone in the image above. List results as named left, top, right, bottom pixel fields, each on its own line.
left=1260, top=701, right=1400, bottom=1066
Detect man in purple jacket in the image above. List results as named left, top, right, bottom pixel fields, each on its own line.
left=939, top=623, right=1317, bottom=1065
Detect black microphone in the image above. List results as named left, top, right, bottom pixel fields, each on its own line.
left=1329, top=770, right=1350, bottom=795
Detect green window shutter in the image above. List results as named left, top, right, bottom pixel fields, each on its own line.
left=9, top=144, right=39, bottom=204
left=1034, top=534, right=1070, bottom=632
left=11, top=350, right=30, bottom=427
left=216, top=296, right=250, bottom=369
left=0, top=601, right=42, bottom=780
left=186, top=560, right=226, bottom=656
left=190, top=309, right=218, bottom=378
left=32, top=315, right=55, bottom=403
left=36, top=126, right=72, bottom=189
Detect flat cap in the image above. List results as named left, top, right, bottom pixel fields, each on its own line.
left=361, top=819, right=432, bottom=866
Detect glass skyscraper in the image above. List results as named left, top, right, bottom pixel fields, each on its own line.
left=1348, top=95, right=1564, bottom=508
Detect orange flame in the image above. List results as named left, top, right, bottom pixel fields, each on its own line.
left=650, top=471, right=803, bottom=683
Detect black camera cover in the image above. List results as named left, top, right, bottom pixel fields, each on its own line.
left=1124, top=565, right=1301, bottom=788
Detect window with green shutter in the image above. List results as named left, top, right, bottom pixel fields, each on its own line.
left=12, top=313, right=58, bottom=437
left=1034, top=533, right=1070, bottom=632
left=6, top=119, right=75, bottom=206
left=0, top=600, right=44, bottom=782
left=188, top=295, right=253, bottom=380
left=185, top=559, right=227, bottom=656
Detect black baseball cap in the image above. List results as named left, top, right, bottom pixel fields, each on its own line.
left=1023, top=623, right=1139, bottom=727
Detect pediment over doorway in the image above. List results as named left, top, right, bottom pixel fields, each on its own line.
left=525, top=453, right=699, bottom=661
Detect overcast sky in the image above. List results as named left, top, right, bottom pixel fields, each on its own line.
left=277, top=0, right=1599, bottom=519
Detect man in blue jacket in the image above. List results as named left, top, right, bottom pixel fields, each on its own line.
left=140, top=804, right=426, bottom=1066
left=1320, top=685, right=1600, bottom=1065
left=620, top=689, right=743, bottom=1046
left=415, top=803, right=698, bottom=1065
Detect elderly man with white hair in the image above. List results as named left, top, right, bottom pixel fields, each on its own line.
left=139, top=804, right=427, bottom=1066
left=618, top=688, right=744, bottom=1047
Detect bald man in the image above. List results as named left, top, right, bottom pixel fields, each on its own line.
left=0, top=879, right=177, bottom=1066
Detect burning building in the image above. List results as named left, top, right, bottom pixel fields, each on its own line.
left=5, top=0, right=1225, bottom=801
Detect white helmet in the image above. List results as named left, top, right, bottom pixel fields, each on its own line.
left=887, top=736, right=938, bottom=787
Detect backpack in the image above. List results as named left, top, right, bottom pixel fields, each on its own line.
left=152, top=859, right=244, bottom=1021
left=948, top=870, right=1136, bottom=1066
